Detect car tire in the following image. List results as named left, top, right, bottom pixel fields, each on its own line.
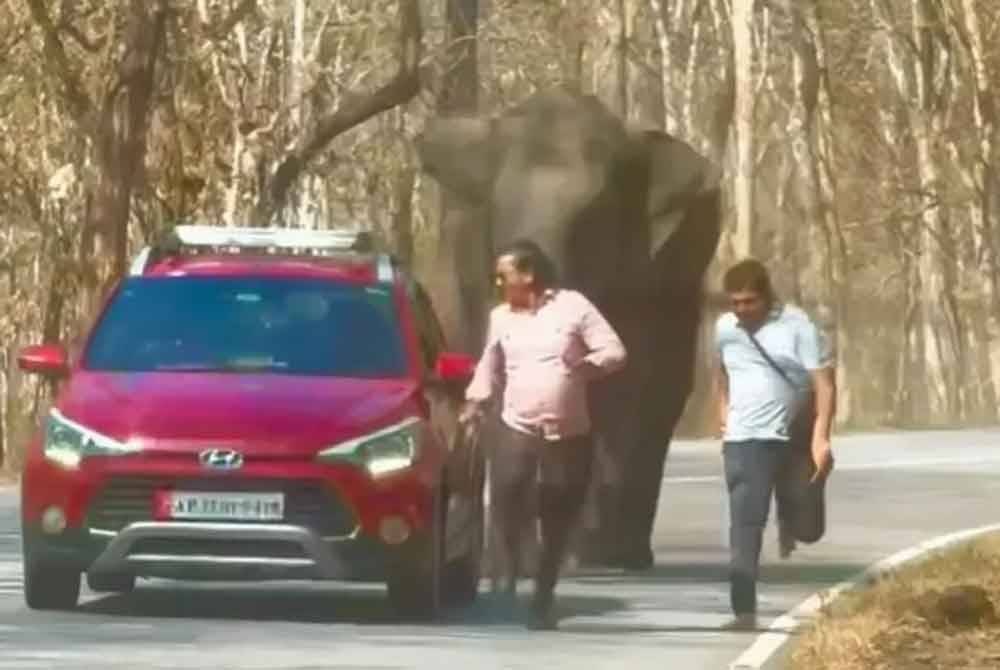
left=386, top=486, right=446, bottom=621
left=441, top=465, right=485, bottom=608
left=23, top=559, right=81, bottom=611
left=86, top=572, right=136, bottom=594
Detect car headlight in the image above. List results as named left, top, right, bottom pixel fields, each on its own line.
left=44, top=409, right=141, bottom=469
left=316, top=417, right=423, bottom=477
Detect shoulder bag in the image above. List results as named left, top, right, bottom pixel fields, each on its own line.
left=742, top=327, right=827, bottom=544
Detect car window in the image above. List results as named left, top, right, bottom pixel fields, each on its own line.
left=83, top=276, right=408, bottom=378
left=405, top=279, right=447, bottom=372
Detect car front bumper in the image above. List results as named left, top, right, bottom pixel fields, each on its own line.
left=25, top=521, right=426, bottom=582
left=21, top=451, right=440, bottom=583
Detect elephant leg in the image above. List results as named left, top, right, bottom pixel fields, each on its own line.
left=616, top=389, right=686, bottom=569
left=571, top=373, right=638, bottom=567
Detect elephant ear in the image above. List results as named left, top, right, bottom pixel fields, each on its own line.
left=639, top=130, right=722, bottom=258
left=414, top=117, right=497, bottom=204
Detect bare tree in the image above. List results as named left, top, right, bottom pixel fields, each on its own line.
left=27, top=0, right=169, bottom=312
left=253, top=0, right=423, bottom=225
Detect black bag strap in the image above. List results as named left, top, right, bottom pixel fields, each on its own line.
left=741, top=325, right=796, bottom=389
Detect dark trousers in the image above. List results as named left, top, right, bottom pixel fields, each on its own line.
left=490, top=423, right=593, bottom=611
left=723, top=440, right=791, bottom=615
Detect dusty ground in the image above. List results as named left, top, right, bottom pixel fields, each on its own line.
left=788, top=533, right=1000, bottom=670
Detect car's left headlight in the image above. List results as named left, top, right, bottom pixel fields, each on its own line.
left=44, top=409, right=142, bottom=469
left=316, top=417, right=423, bottom=476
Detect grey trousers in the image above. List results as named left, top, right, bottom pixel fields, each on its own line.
left=722, top=440, right=791, bottom=615
left=490, top=423, right=593, bottom=610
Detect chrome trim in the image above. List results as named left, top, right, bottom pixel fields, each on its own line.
left=89, top=522, right=351, bottom=578
left=125, top=555, right=314, bottom=568
left=171, top=225, right=371, bottom=253
left=87, top=525, right=361, bottom=541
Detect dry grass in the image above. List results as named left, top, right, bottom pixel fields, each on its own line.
left=788, top=533, right=1000, bottom=670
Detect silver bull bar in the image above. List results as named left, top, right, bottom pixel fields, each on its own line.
left=89, top=522, right=353, bottom=579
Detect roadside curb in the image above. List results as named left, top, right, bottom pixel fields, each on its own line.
left=729, top=522, right=1000, bottom=670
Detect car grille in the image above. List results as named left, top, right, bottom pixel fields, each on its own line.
left=86, top=477, right=356, bottom=537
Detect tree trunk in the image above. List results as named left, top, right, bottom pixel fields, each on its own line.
left=649, top=0, right=678, bottom=135
left=614, top=0, right=631, bottom=120
left=89, top=0, right=169, bottom=308
left=956, top=0, right=1000, bottom=421
left=910, top=0, right=958, bottom=423
left=730, top=0, right=755, bottom=258
left=805, top=0, right=851, bottom=425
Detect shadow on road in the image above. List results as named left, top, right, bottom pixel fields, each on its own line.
left=572, top=560, right=865, bottom=586
left=78, top=584, right=629, bottom=628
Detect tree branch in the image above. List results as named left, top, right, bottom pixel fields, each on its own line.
left=210, top=0, right=258, bottom=41
left=255, top=0, right=423, bottom=224
left=25, top=0, right=94, bottom=126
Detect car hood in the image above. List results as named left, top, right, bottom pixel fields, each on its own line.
left=56, top=371, right=422, bottom=456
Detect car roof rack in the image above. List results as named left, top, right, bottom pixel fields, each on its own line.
left=129, top=224, right=395, bottom=282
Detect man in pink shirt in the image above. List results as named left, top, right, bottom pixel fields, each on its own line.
left=461, top=239, right=627, bottom=630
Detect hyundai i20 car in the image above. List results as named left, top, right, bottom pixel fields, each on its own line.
left=17, top=225, right=485, bottom=618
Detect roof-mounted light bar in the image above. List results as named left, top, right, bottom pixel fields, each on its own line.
left=128, top=224, right=396, bottom=282
left=167, top=225, right=375, bottom=253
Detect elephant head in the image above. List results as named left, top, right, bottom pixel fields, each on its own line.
left=415, top=88, right=723, bottom=566
left=414, top=88, right=722, bottom=318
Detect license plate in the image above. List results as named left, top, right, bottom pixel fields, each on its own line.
left=154, top=491, right=285, bottom=521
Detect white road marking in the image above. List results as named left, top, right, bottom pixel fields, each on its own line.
left=664, top=455, right=1000, bottom=484
left=729, top=522, right=1000, bottom=669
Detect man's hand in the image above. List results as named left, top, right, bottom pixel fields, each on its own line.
left=810, top=434, right=834, bottom=483
left=564, top=354, right=601, bottom=379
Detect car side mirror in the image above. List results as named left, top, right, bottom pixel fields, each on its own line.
left=432, top=352, right=476, bottom=386
left=18, top=344, right=70, bottom=378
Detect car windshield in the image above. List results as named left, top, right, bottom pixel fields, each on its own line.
left=83, top=276, right=408, bottom=378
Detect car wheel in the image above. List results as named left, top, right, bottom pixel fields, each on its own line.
left=386, top=486, right=446, bottom=621
left=86, top=572, right=136, bottom=594
left=23, top=553, right=81, bottom=611
left=441, top=461, right=485, bottom=608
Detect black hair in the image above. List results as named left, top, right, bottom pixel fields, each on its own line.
left=496, top=238, right=558, bottom=290
left=723, top=258, right=775, bottom=303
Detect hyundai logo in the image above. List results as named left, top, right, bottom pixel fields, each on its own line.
left=198, top=448, right=244, bottom=470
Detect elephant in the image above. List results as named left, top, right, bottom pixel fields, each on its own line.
left=414, top=87, right=722, bottom=569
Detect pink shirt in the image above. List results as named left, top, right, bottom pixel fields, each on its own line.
left=465, top=289, right=627, bottom=441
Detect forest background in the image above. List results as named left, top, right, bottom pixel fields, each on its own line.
left=0, top=0, right=996, bottom=471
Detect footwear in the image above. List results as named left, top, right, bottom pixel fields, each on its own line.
left=720, top=613, right=758, bottom=631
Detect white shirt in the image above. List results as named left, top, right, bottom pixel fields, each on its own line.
left=715, top=304, right=832, bottom=442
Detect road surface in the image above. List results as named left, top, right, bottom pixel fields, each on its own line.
left=1, top=429, right=999, bottom=669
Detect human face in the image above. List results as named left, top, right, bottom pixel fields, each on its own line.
left=728, top=288, right=769, bottom=328
left=494, top=254, right=535, bottom=308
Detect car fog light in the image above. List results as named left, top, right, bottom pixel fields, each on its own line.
left=379, top=516, right=411, bottom=545
left=41, top=506, right=66, bottom=534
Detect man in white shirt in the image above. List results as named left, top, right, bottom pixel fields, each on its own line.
left=714, top=258, right=836, bottom=630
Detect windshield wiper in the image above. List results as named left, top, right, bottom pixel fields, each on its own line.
left=153, top=360, right=288, bottom=372
left=153, top=363, right=220, bottom=372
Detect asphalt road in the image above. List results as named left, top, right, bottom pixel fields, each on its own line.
left=1, top=429, right=1000, bottom=669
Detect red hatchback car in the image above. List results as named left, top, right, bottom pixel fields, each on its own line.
left=17, top=225, right=485, bottom=618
